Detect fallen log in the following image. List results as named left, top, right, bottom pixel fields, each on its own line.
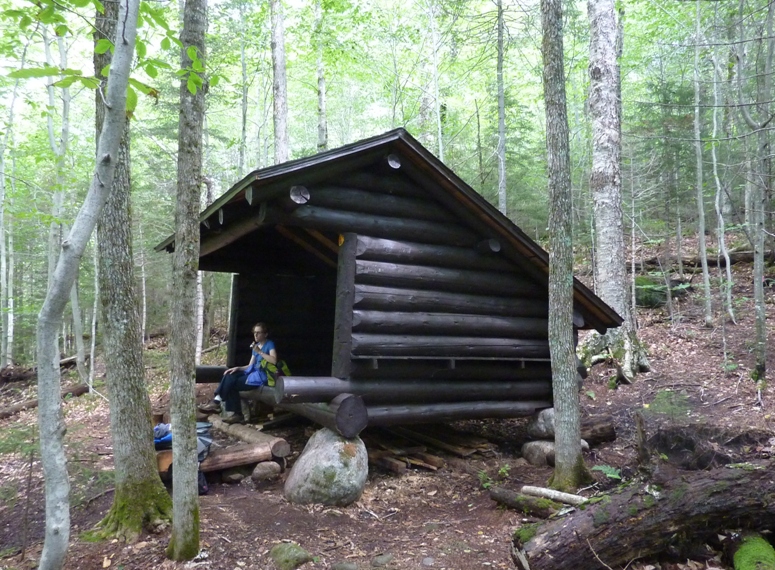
left=199, top=443, right=275, bottom=473
left=580, top=415, right=616, bottom=446
left=489, top=487, right=561, bottom=518
left=207, top=414, right=291, bottom=457
left=0, top=383, right=90, bottom=420
left=520, top=485, right=585, bottom=506
left=512, top=460, right=775, bottom=570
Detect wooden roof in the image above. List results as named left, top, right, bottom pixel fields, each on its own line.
left=157, top=128, right=622, bottom=333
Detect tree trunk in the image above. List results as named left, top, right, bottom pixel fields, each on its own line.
left=513, top=461, right=775, bottom=570
left=93, top=1, right=172, bottom=539
left=168, top=0, right=207, bottom=560
left=496, top=0, right=507, bottom=215
left=586, top=0, right=646, bottom=382
left=693, top=0, right=714, bottom=327
left=541, top=0, right=589, bottom=491
left=271, top=0, right=289, bottom=164
left=35, top=0, right=140, bottom=567
left=315, top=0, right=327, bottom=152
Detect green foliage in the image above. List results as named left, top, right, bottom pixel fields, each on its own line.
left=0, top=424, right=36, bottom=456
left=591, top=465, right=621, bottom=480
left=478, top=470, right=493, bottom=490
left=643, top=390, right=690, bottom=418
left=733, top=535, right=775, bottom=570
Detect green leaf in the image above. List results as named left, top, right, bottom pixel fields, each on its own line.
left=585, top=390, right=596, bottom=400
left=100, top=64, right=110, bottom=77
left=79, top=77, right=100, bottom=89
left=136, top=39, right=147, bottom=59
left=39, top=5, right=56, bottom=23
left=186, top=45, right=198, bottom=61
left=186, top=74, right=197, bottom=94
left=128, top=77, right=154, bottom=95
left=126, top=85, right=137, bottom=112
left=54, top=24, right=68, bottom=36
left=191, top=58, right=204, bottom=72
left=93, top=0, right=104, bottom=14
left=145, top=64, right=157, bottom=78
left=19, top=14, right=31, bottom=29
left=95, top=38, right=113, bottom=54
left=71, top=0, right=91, bottom=7
left=161, top=37, right=171, bottom=50
left=8, top=67, right=60, bottom=79
left=53, top=76, right=78, bottom=88
left=209, top=74, right=220, bottom=87
left=189, top=72, right=202, bottom=87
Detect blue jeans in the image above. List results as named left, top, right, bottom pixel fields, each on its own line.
left=216, top=372, right=250, bottom=413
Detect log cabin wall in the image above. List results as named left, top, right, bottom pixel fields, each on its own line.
left=284, top=171, right=555, bottom=396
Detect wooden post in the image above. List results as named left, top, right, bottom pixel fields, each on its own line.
left=332, top=232, right=357, bottom=379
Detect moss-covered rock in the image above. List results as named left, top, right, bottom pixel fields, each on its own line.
left=270, top=542, right=314, bottom=570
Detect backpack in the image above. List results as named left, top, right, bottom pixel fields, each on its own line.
left=259, top=359, right=291, bottom=387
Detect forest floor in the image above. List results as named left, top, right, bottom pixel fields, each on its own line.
left=1, top=257, right=775, bottom=570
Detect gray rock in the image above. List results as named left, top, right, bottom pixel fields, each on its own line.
left=527, top=408, right=555, bottom=439
left=284, top=428, right=368, bottom=507
left=522, top=439, right=590, bottom=466
left=421, top=556, right=435, bottom=566
left=521, top=440, right=555, bottom=466
left=371, top=553, right=394, bottom=567
left=269, top=542, right=313, bottom=570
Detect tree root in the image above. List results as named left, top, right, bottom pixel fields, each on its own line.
left=83, top=482, right=171, bottom=543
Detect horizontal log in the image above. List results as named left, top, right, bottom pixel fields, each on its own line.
left=256, top=392, right=368, bottom=439
left=365, top=400, right=551, bottom=425
left=355, top=235, right=515, bottom=272
left=274, top=376, right=552, bottom=404
left=353, top=284, right=548, bottom=318
left=196, top=365, right=227, bottom=383
left=208, top=413, right=291, bottom=457
left=349, top=360, right=552, bottom=381
left=352, top=310, right=548, bottom=339
left=289, top=205, right=478, bottom=246
left=0, top=383, right=90, bottom=421
left=339, top=171, right=426, bottom=198
left=351, top=334, right=550, bottom=358
left=200, top=202, right=272, bottom=257
left=303, top=186, right=456, bottom=224
left=355, top=260, right=541, bottom=297
left=489, top=487, right=560, bottom=518
left=199, top=443, right=274, bottom=473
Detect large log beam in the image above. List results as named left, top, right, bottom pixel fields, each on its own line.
left=354, top=235, right=514, bottom=273
left=302, top=186, right=457, bottom=224
left=355, top=260, right=541, bottom=297
left=339, top=171, right=426, bottom=198
left=512, top=460, right=775, bottom=570
left=349, top=360, right=552, bottom=381
left=195, top=365, right=227, bottom=383
left=352, top=310, right=548, bottom=339
left=351, top=334, right=550, bottom=358
left=253, top=390, right=368, bottom=438
left=274, top=376, right=552, bottom=404
left=289, top=205, right=478, bottom=246
left=353, top=284, right=548, bottom=318
left=366, top=400, right=550, bottom=425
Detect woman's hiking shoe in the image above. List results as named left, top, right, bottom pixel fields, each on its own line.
left=222, top=413, right=244, bottom=425
left=198, top=400, right=221, bottom=413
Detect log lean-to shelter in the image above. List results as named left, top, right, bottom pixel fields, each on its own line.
left=156, top=128, right=622, bottom=438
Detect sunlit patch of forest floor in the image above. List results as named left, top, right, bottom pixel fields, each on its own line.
left=0, top=258, right=773, bottom=569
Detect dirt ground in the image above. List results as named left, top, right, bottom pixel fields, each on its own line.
left=1, top=259, right=774, bottom=570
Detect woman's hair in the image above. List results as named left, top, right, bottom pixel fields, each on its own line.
left=253, top=322, right=269, bottom=334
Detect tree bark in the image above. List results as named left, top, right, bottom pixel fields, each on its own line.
left=496, top=0, right=507, bottom=215
left=541, top=0, right=589, bottom=491
left=168, top=0, right=207, bottom=559
left=271, top=0, right=289, bottom=164
left=93, top=0, right=172, bottom=540
left=513, top=461, right=775, bottom=570
left=35, top=0, right=140, bottom=566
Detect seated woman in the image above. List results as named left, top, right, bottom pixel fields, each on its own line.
left=198, top=322, right=277, bottom=424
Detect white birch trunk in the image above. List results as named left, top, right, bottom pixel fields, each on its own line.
left=239, top=0, right=248, bottom=177
left=315, top=0, right=327, bottom=152
left=429, top=1, right=443, bottom=162
left=271, top=0, right=289, bottom=164
left=587, top=0, right=641, bottom=380
left=496, top=0, right=507, bottom=215
left=89, top=236, right=98, bottom=391
left=195, top=271, right=203, bottom=364
left=36, top=0, right=139, bottom=566
left=693, top=0, right=713, bottom=327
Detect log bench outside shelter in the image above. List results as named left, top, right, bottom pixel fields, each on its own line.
left=157, top=129, right=622, bottom=438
